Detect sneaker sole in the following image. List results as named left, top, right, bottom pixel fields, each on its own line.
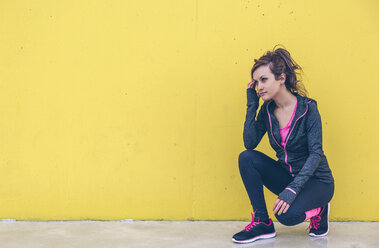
left=309, top=202, right=330, bottom=237
left=232, top=232, right=276, bottom=244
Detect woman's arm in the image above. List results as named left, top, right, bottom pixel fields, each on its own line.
left=277, top=101, right=324, bottom=205
left=243, top=87, right=267, bottom=149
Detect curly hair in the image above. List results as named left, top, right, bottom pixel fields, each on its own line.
left=251, top=44, right=308, bottom=97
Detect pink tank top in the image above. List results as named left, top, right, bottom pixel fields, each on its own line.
left=279, top=101, right=298, bottom=147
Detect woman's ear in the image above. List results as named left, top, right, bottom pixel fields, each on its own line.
left=280, top=73, right=286, bottom=84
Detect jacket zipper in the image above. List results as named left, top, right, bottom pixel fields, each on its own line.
left=283, top=146, right=294, bottom=177
left=267, top=100, right=311, bottom=177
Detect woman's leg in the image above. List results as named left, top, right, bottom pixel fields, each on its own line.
left=274, top=179, right=335, bottom=226
left=238, top=149, right=293, bottom=220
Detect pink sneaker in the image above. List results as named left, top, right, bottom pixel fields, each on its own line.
left=308, top=203, right=330, bottom=237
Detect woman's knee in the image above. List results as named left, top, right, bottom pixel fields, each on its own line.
left=238, top=149, right=265, bottom=170
left=239, top=150, right=259, bottom=170
left=275, top=211, right=303, bottom=226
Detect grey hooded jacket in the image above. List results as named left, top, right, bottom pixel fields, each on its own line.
left=243, top=88, right=334, bottom=205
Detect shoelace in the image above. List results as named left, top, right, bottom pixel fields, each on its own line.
left=244, top=211, right=260, bottom=231
left=307, top=215, right=321, bottom=231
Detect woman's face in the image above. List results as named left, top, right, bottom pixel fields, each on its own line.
left=252, top=65, right=285, bottom=101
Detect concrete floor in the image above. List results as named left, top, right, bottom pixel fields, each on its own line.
left=0, top=220, right=378, bottom=248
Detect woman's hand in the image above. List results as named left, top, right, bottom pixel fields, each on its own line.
left=247, top=81, right=255, bottom=89
left=273, top=198, right=290, bottom=215
left=247, top=81, right=260, bottom=99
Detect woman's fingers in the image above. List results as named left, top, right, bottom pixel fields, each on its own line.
left=283, top=204, right=290, bottom=214
left=272, top=199, right=280, bottom=211
left=273, top=199, right=283, bottom=214
left=277, top=202, right=288, bottom=215
left=247, top=81, right=254, bottom=88
left=273, top=199, right=291, bottom=215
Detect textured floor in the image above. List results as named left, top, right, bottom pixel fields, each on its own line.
left=0, top=220, right=378, bottom=248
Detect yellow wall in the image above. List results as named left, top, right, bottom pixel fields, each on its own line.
left=0, top=0, right=377, bottom=221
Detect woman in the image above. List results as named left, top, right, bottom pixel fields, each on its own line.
left=232, top=46, right=335, bottom=244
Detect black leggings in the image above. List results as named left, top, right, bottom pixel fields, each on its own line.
left=238, top=149, right=334, bottom=226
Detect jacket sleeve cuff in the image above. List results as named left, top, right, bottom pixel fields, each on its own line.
left=278, top=187, right=297, bottom=205
left=247, top=88, right=259, bottom=104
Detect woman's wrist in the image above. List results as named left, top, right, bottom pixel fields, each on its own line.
left=247, top=88, right=259, bottom=104
left=278, top=188, right=297, bottom=205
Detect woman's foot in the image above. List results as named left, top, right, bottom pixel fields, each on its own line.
left=308, top=203, right=330, bottom=237
left=232, top=212, right=276, bottom=243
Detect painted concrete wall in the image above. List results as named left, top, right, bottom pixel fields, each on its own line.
left=0, top=0, right=377, bottom=221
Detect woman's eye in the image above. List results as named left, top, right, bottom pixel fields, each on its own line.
left=262, top=78, right=266, bottom=81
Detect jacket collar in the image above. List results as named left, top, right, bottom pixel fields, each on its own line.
left=266, top=93, right=310, bottom=147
